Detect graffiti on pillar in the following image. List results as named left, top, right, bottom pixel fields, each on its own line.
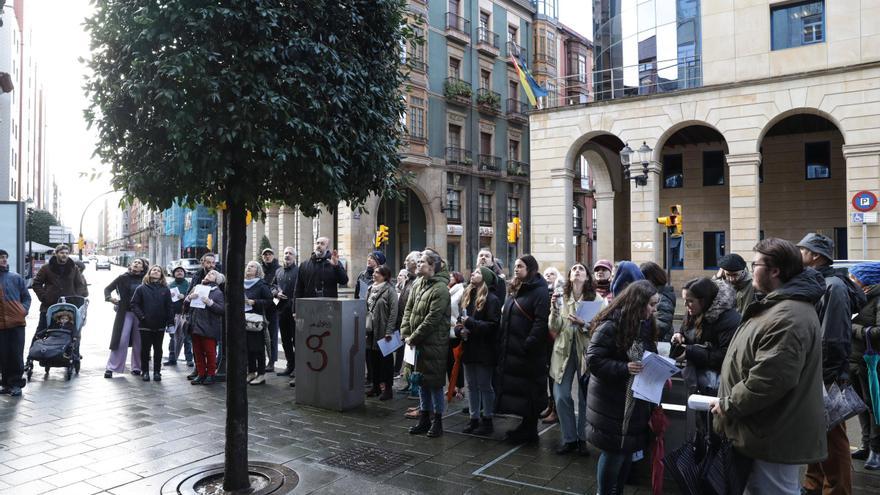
left=305, top=318, right=331, bottom=372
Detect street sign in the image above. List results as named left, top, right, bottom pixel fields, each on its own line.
left=852, top=212, right=864, bottom=224
left=48, top=226, right=64, bottom=233
left=852, top=190, right=878, bottom=212
left=866, top=212, right=879, bottom=223
left=851, top=212, right=879, bottom=224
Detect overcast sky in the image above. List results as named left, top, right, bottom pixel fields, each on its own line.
left=560, top=0, right=592, bottom=40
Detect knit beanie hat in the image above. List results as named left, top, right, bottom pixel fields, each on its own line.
left=478, top=266, right=496, bottom=288
left=850, top=262, right=880, bottom=286
left=718, top=254, right=747, bottom=272
left=369, top=250, right=387, bottom=266
left=593, top=259, right=613, bottom=273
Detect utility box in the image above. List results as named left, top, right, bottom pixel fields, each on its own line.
left=295, top=298, right=366, bottom=411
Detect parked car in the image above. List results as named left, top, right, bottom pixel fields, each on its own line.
left=95, top=256, right=112, bottom=270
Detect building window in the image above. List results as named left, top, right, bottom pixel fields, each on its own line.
left=448, top=57, right=460, bottom=78
left=663, top=154, right=683, bottom=188
left=408, top=96, right=425, bottom=139
left=480, top=70, right=491, bottom=90
left=670, top=235, right=684, bottom=270
left=480, top=132, right=492, bottom=155
left=702, top=150, right=725, bottom=186
left=509, top=80, right=519, bottom=102
left=447, top=0, right=460, bottom=16
left=573, top=205, right=583, bottom=235
left=577, top=54, right=587, bottom=83
left=408, top=27, right=426, bottom=70
left=447, top=242, right=459, bottom=272
left=507, top=196, right=520, bottom=221
left=805, top=141, right=831, bottom=180
left=535, top=0, right=558, bottom=19
left=448, top=123, right=462, bottom=148
left=508, top=25, right=518, bottom=45
left=771, top=1, right=824, bottom=50
left=479, top=193, right=493, bottom=226
left=703, top=231, right=726, bottom=270
left=479, top=11, right=489, bottom=31
left=446, top=188, right=461, bottom=223
left=509, top=139, right=520, bottom=160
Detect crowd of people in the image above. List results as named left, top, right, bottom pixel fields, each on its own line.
left=2, top=231, right=880, bottom=495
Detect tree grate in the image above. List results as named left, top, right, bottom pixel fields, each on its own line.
left=321, top=445, right=410, bottom=476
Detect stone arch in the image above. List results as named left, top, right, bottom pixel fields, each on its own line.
left=653, top=119, right=730, bottom=163
left=757, top=107, right=847, bottom=151
left=564, top=130, right=624, bottom=187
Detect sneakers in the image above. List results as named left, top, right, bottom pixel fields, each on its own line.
left=866, top=450, right=880, bottom=470
left=249, top=374, right=266, bottom=385
left=153, top=373, right=162, bottom=382
left=104, top=370, right=113, bottom=378
left=246, top=372, right=257, bottom=383
left=191, top=375, right=205, bottom=385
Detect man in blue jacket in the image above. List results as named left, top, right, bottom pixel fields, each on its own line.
left=0, top=249, right=32, bottom=397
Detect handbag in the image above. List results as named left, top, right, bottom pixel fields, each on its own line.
left=823, top=381, right=867, bottom=430
left=245, top=312, right=267, bottom=332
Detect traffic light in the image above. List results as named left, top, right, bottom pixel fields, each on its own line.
left=77, top=235, right=85, bottom=252
left=656, top=205, right=683, bottom=237
left=375, top=224, right=389, bottom=248
left=507, top=217, right=521, bottom=244
left=206, top=234, right=213, bottom=251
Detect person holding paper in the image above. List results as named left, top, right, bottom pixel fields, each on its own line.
left=103, top=257, right=148, bottom=378
left=187, top=270, right=226, bottom=385
left=455, top=266, right=501, bottom=436
left=549, top=263, right=604, bottom=456
left=130, top=265, right=174, bottom=382
left=365, top=265, right=398, bottom=401
left=585, top=280, right=659, bottom=495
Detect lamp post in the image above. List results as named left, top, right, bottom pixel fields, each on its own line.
left=25, top=197, right=34, bottom=278
left=619, top=141, right=652, bottom=187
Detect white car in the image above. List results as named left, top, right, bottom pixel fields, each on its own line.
left=95, top=256, right=112, bottom=270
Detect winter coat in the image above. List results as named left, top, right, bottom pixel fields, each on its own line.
left=244, top=279, right=274, bottom=318
left=731, top=272, right=757, bottom=315
left=655, top=285, right=677, bottom=340
left=677, top=279, right=740, bottom=393
left=190, top=284, right=225, bottom=341
left=366, top=282, right=398, bottom=350
left=130, top=282, right=174, bottom=331
left=449, top=283, right=464, bottom=326
left=816, top=264, right=866, bottom=384
left=585, top=315, right=657, bottom=453
left=354, top=267, right=373, bottom=299
left=394, top=272, right=416, bottom=330
left=32, top=256, right=88, bottom=312
left=400, top=270, right=451, bottom=388
left=260, top=259, right=280, bottom=286
left=495, top=274, right=551, bottom=418
left=0, top=267, right=31, bottom=330
left=274, top=263, right=298, bottom=315
left=549, top=292, right=604, bottom=384
left=106, top=271, right=146, bottom=350
left=715, top=268, right=827, bottom=464
left=295, top=251, right=349, bottom=299
left=611, top=262, right=644, bottom=298
left=455, top=289, right=501, bottom=366
left=851, top=284, right=880, bottom=367
left=169, top=278, right=190, bottom=314
left=190, top=267, right=225, bottom=292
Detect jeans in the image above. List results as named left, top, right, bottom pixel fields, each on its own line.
left=0, top=326, right=25, bottom=388
left=419, top=386, right=446, bottom=414
left=554, top=344, right=586, bottom=443
left=464, top=363, right=494, bottom=419
left=138, top=329, right=165, bottom=374
left=597, top=450, right=632, bottom=495
left=745, top=459, right=801, bottom=494
left=167, top=321, right=193, bottom=364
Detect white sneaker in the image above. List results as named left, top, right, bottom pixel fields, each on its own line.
left=246, top=372, right=257, bottom=382
left=249, top=374, right=265, bottom=385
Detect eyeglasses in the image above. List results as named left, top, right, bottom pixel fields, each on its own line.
left=750, top=262, right=770, bottom=270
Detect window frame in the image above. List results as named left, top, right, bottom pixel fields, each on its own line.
left=446, top=188, right=462, bottom=223
left=506, top=196, right=520, bottom=222
left=663, top=153, right=683, bottom=189
left=408, top=96, right=426, bottom=140
left=702, top=150, right=725, bottom=187
left=770, top=1, right=825, bottom=51
left=478, top=193, right=493, bottom=226
left=804, top=140, right=831, bottom=180
left=703, top=231, right=726, bottom=270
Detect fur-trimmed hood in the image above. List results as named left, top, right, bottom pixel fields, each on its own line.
left=704, top=278, right=737, bottom=324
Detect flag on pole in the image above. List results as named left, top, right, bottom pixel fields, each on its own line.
left=511, top=54, right=548, bottom=106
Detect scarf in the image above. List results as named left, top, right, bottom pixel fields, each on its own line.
left=244, top=278, right=260, bottom=289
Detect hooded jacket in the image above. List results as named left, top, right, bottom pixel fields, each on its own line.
left=816, top=264, right=866, bottom=384
left=655, top=284, right=677, bottom=340
left=400, top=268, right=451, bottom=388
left=611, top=262, right=644, bottom=298
left=32, top=256, right=88, bottom=312
left=295, top=250, right=349, bottom=299
left=130, top=282, right=174, bottom=330
left=0, top=266, right=30, bottom=330
left=715, top=268, right=827, bottom=464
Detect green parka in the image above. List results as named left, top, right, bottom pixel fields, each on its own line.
left=366, top=282, right=399, bottom=351
left=715, top=268, right=827, bottom=464
left=400, top=270, right=451, bottom=388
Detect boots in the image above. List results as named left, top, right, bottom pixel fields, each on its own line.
left=462, top=418, right=480, bottom=434
left=852, top=445, right=870, bottom=460
left=866, top=450, right=880, bottom=470
left=473, top=417, right=494, bottom=436
left=409, top=412, right=431, bottom=435
left=427, top=413, right=443, bottom=438
left=366, top=385, right=381, bottom=397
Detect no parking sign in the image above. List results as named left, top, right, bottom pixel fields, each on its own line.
left=852, top=191, right=878, bottom=212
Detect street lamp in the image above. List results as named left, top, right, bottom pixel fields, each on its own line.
left=620, top=141, right=652, bottom=187
left=25, top=197, right=34, bottom=278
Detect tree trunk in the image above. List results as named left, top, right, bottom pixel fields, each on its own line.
left=223, top=204, right=250, bottom=491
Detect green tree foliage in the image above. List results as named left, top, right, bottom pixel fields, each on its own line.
left=27, top=210, right=61, bottom=246
left=259, top=235, right=272, bottom=253
left=84, top=1, right=411, bottom=490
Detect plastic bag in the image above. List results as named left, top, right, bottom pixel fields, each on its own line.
left=823, top=382, right=868, bottom=430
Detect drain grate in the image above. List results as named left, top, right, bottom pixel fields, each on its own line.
left=321, top=445, right=410, bottom=476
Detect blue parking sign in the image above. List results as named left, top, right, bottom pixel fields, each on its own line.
left=852, top=191, right=878, bottom=212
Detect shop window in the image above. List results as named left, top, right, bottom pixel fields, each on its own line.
left=702, top=150, right=725, bottom=186
left=703, top=231, right=726, bottom=270
left=805, top=141, right=831, bottom=180
left=663, top=154, right=683, bottom=188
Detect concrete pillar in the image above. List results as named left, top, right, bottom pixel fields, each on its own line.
left=727, top=153, right=762, bottom=255
left=244, top=216, right=253, bottom=264
left=530, top=165, right=574, bottom=272
left=266, top=205, right=280, bottom=253
left=278, top=206, right=296, bottom=254
left=629, top=163, right=662, bottom=264
left=336, top=199, right=379, bottom=288
left=319, top=209, right=335, bottom=248
left=251, top=218, right=265, bottom=262
left=594, top=191, right=615, bottom=262
left=842, top=143, right=880, bottom=259
left=297, top=210, right=314, bottom=261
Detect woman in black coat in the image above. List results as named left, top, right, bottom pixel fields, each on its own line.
left=244, top=261, right=275, bottom=385
left=130, top=265, right=174, bottom=382
left=494, top=254, right=550, bottom=444
left=455, top=266, right=501, bottom=436
left=103, top=258, right=148, bottom=378
left=585, top=280, right=659, bottom=495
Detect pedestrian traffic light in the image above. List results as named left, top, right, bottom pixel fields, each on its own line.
left=507, top=217, right=521, bottom=244
left=375, top=224, right=389, bottom=248
left=656, top=205, right=683, bottom=238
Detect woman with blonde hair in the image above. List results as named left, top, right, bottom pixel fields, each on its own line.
left=244, top=260, right=274, bottom=385
left=131, top=265, right=174, bottom=382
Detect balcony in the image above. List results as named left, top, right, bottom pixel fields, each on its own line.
left=476, top=27, right=500, bottom=57
left=476, top=88, right=501, bottom=116
left=443, top=77, right=472, bottom=106
left=406, top=58, right=427, bottom=74
left=445, top=147, right=473, bottom=171
left=535, top=52, right=557, bottom=68
left=506, top=98, right=528, bottom=124
left=445, top=13, right=470, bottom=45
left=507, top=41, right=523, bottom=63
left=478, top=154, right=502, bottom=176
left=507, top=160, right=529, bottom=181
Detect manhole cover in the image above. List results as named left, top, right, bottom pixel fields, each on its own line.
left=321, top=446, right=410, bottom=476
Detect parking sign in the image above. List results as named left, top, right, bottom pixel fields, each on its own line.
left=852, top=191, right=878, bottom=212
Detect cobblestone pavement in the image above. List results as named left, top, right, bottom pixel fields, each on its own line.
left=1, top=267, right=878, bottom=494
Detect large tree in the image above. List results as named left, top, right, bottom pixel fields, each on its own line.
left=26, top=209, right=61, bottom=246
left=85, top=1, right=409, bottom=490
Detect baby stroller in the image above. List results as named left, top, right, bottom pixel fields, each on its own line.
left=26, top=296, right=89, bottom=381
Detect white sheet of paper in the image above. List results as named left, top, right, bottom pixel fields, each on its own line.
left=631, top=351, right=680, bottom=405
left=189, top=285, right=211, bottom=309
left=170, top=287, right=182, bottom=302
left=575, top=300, right=603, bottom=323
left=244, top=303, right=253, bottom=312
left=403, top=344, right=416, bottom=365
left=378, top=331, right=403, bottom=357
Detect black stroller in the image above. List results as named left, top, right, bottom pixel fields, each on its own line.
left=26, top=296, right=89, bottom=381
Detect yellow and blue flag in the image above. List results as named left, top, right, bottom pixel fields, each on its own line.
left=511, top=54, right=548, bottom=106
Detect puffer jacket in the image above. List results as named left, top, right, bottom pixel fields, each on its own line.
left=130, top=282, right=174, bottom=331
left=549, top=292, right=604, bottom=384
left=655, top=284, right=676, bottom=340
left=32, top=256, right=88, bottom=312
left=494, top=274, right=550, bottom=418
left=680, top=279, right=740, bottom=372
left=851, top=284, right=880, bottom=366
left=400, top=270, right=451, bottom=388
left=585, top=314, right=658, bottom=453
left=0, top=267, right=30, bottom=330
left=816, top=265, right=866, bottom=384
left=449, top=283, right=464, bottom=326
left=366, top=282, right=398, bottom=350
left=715, top=268, right=827, bottom=464
left=455, top=288, right=501, bottom=366
left=190, top=284, right=225, bottom=341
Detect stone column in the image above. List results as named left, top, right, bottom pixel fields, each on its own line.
left=319, top=209, right=335, bottom=248
left=727, top=153, right=762, bottom=255
left=530, top=165, right=574, bottom=271
left=843, top=143, right=880, bottom=259
left=278, top=206, right=296, bottom=253
left=629, top=163, right=662, bottom=264
left=251, top=218, right=265, bottom=262
left=593, top=191, right=615, bottom=262
left=266, top=205, right=280, bottom=253
left=336, top=199, right=378, bottom=288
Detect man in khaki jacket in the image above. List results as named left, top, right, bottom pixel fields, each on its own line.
left=711, top=238, right=827, bottom=494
